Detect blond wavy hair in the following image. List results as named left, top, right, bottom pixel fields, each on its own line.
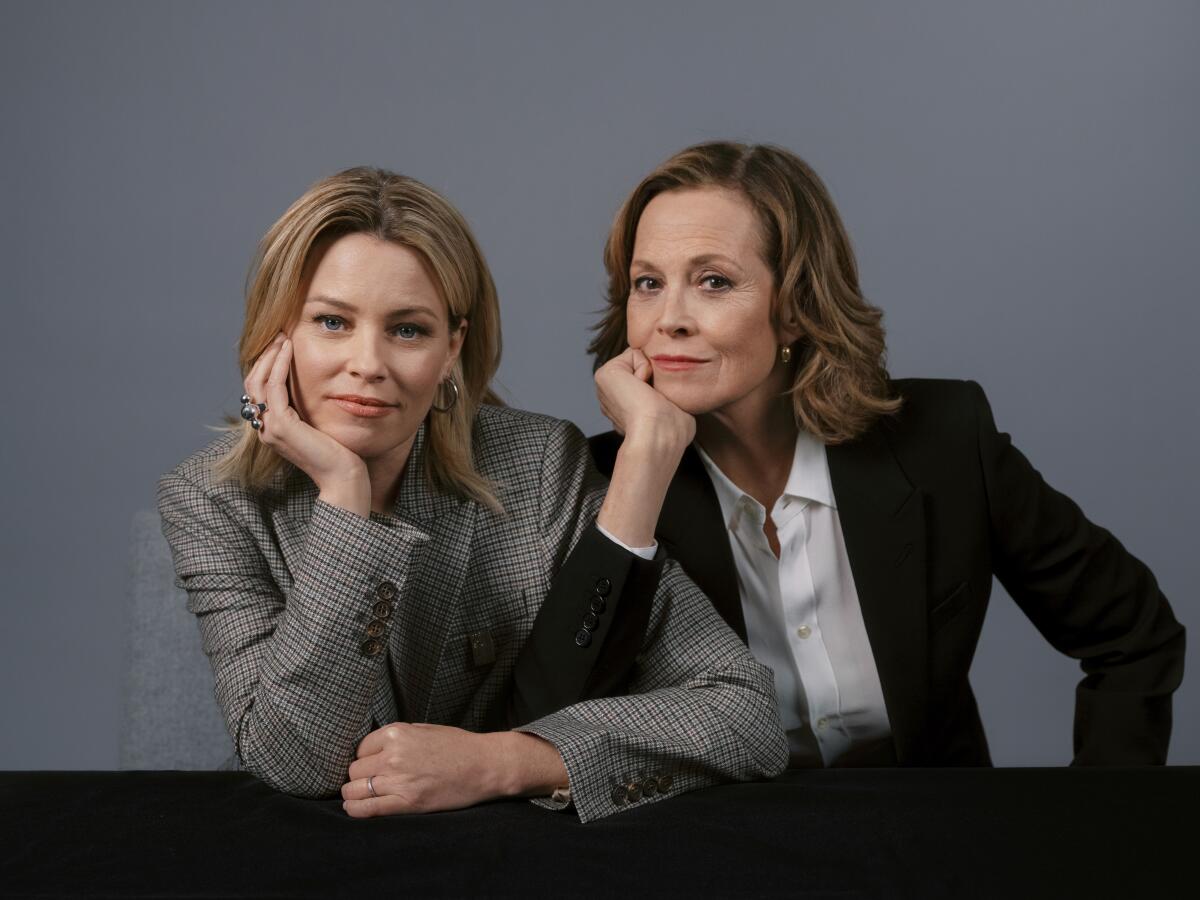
left=591, top=142, right=899, bottom=443
left=215, top=166, right=504, bottom=510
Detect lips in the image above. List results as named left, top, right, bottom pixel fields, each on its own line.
left=651, top=355, right=709, bottom=372
left=329, top=395, right=398, bottom=418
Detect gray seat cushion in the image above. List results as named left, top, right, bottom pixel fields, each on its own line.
left=121, top=510, right=234, bottom=769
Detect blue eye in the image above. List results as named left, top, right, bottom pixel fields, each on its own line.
left=315, top=315, right=344, bottom=331
left=393, top=324, right=422, bottom=340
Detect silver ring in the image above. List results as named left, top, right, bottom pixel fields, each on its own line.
left=366, top=775, right=377, bottom=798
left=240, top=394, right=268, bottom=430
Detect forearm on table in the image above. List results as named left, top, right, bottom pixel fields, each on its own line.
left=221, top=502, right=425, bottom=795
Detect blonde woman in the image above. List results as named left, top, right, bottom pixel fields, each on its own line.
left=158, top=166, right=787, bottom=822
left=568, top=142, right=1184, bottom=768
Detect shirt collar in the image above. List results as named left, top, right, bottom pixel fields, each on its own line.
left=695, top=430, right=836, bottom=532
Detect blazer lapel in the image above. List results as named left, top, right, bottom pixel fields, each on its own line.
left=827, top=430, right=929, bottom=765
left=385, top=424, right=478, bottom=723
left=658, top=446, right=746, bottom=641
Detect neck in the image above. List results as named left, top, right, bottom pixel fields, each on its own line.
left=695, top=385, right=797, bottom=511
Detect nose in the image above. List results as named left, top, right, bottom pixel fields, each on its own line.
left=655, top=285, right=696, bottom=337
left=346, top=330, right=387, bottom=382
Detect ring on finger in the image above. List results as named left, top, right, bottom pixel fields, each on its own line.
left=366, top=775, right=377, bottom=798
left=239, top=394, right=268, bottom=431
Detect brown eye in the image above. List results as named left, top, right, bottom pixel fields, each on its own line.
left=633, top=276, right=661, bottom=291
left=701, top=275, right=731, bottom=290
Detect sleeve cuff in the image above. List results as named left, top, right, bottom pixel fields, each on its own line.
left=595, top=521, right=658, bottom=560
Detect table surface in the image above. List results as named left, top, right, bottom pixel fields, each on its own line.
left=1, top=768, right=1195, bottom=899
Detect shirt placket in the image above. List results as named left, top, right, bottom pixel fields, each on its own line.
left=777, top=500, right=848, bottom=765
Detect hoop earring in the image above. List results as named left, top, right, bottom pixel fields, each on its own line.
left=432, top=377, right=459, bottom=413
left=780, top=344, right=793, bottom=364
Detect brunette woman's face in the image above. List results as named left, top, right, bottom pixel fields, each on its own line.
left=287, top=233, right=464, bottom=464
left=625, top=187, right=794, bottom=418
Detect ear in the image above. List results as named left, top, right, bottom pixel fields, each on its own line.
left=774, top=300, right=803, bottom=347
left=445, top=317, right=468, bottom=379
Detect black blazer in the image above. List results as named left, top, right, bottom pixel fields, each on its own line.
left=581, top=378, right=1184, bottom=766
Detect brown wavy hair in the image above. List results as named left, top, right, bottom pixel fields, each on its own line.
left=590, top=142, right=899, bottom=443
left=215, top=166, right=504, bottom=510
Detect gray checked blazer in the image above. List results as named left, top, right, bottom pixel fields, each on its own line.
left=158, top=404, right=787, bottom=822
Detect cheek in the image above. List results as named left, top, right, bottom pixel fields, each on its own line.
left=625, top=304, right=653, bottom=347
left=707, top=311, right=777, bottom=382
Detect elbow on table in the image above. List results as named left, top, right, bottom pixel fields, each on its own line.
left=718, top=655, right=790, bottom=781
left=235, top=727, right=349, bottom=799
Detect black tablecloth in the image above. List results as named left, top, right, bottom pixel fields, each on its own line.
left=1, top=768, right=1194, bottom=898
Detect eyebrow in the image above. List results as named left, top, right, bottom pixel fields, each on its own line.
left=304, top=296, right=438, bottom=318
left=630, top=253, right=745, bottom=272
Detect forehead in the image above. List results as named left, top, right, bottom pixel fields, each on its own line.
left=305, top=233, right=446, bottom=317
left=633, top=187, right=764, bottom=264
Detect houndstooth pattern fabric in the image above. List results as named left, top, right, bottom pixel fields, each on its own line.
left=158, top=404, right=787, bottom=822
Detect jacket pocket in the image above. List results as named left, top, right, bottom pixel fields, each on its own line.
left=930, top=581, right=970, bottom=631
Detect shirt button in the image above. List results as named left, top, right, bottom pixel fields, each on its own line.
left=796, top=625, right=811, bottom=639
left=816, top=717, right=829, bottom=730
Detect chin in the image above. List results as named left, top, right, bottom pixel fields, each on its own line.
left=653, top=384, right=722, bottom=417
left=318, top=419, right=413, bottom=460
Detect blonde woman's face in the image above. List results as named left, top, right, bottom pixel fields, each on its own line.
left=288, top=234, right=464, bottom=464
left=625, top=187, right=790, bottom=418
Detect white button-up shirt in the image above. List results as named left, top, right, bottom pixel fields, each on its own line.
left=696, top=433, right=892, bottom=767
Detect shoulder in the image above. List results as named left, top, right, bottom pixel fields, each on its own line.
left=878, top=378, right=988, bottom=445
left=472, top=404, right=590, bottom=475
left=157, top=430, right=276, bottom=522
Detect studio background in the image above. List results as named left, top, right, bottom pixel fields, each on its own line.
left=2, top=0, right=1196, bottom=769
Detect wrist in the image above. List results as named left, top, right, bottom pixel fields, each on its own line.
left=487, top=731, right=567, bottom=799
left=619, top=425, right=691, bottom=464
left=316, top=467, right=371, bottom=518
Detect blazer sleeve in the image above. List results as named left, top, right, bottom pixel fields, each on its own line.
left=513, top=421, right=789, bottom=823
left=971, top=380, right=1185, bottom=764
left=509, top=425, right=665, bottom=725
left=157, top=470, right=428, bottom=797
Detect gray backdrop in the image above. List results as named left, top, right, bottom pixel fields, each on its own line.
left=2, top=0, right=1196, bottom=769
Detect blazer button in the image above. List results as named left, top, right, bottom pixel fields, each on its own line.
left=589, top=596, right=606, bottom=615
left=361, top=639, right=384, bottom=657
left=366, top=620, right=386, bottom=638
left=640, top=777, right=657, bottom=798
left=375, top=582, right=398, bottom=601
left=372, top=600, right=393, bottom=619
left=610, top=786, right=627, bottom=806
left=581, top=612, right=600, bottom=632
left=593, top=577, right=612, bottom=597
left=574, top=629, right=592, bottom=648
left=657, top=774, right=673, bottom=792
left=625, top=782, right=642, bottom=803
